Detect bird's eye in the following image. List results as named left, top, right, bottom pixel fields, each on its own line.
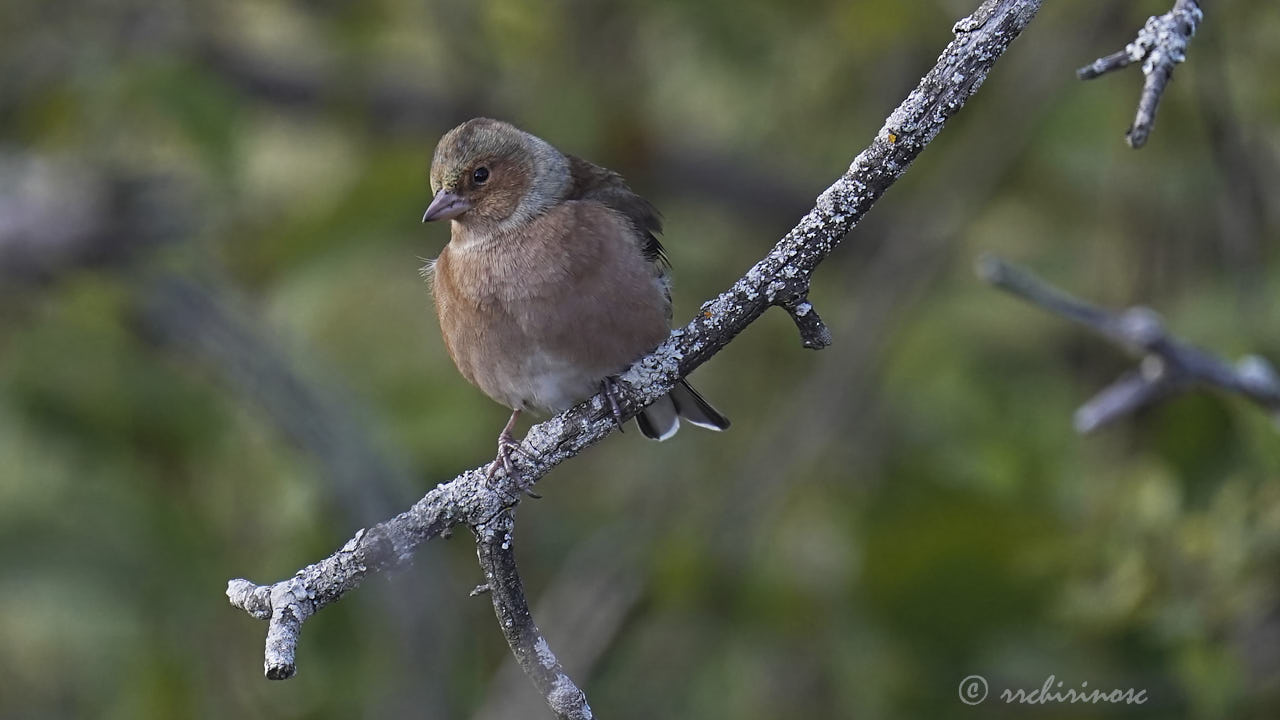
left=472, top=166, right=490, bottom=185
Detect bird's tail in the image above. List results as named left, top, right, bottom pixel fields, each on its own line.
left=635, top=379, right=730, bottom=441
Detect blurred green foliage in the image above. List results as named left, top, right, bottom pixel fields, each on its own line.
left=2, top=0, right=1280, bottom=718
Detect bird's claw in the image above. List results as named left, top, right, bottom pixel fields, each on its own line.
left=485, top=429, right=535, bottom=482
left=601, top=377, right=627, bottom=430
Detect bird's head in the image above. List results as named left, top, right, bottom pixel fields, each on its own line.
left=423, top=118, right=571, bottom=230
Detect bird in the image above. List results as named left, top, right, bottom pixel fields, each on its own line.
left=421, top=117, right=729, bottom=477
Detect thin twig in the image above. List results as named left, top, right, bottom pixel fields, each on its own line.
left=1077, top=0, right=1204, bottom=148
left=779, top=293, right=833, bottom=350
left=228, top=0, right=1044, bottom=711
left=474, top=511, right=592, bottom=720
left=977, top=254, right=1280, bottom=432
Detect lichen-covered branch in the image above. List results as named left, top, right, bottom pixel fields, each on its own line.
left=1077, top=0, right=1203, bottom=148
left=228, top=0, right=1044, bottom=709
left=779, top=292, right=832, bottom=350
left=475, top=511, right=593, bottom=720
left=977, top=254, right=1280, bottom=432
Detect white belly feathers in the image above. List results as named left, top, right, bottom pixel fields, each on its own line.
left=496, top=349, right=601, bottom=415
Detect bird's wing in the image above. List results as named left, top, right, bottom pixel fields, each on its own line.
left=565, top=154, right=667, bottom=266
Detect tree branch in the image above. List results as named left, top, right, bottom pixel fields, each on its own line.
left=977, top=254, right=1280, bottom=432
left=228, top=0, right=1045, bottom=713
left=1077, top=0, right=1203, bottom=148
left=474, top=511, right=592, bottom=720
left=778, top=292, right=833, bottom=350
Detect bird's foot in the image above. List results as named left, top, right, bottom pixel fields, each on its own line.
left=483, top=425, right=535, bottom=481
left=483, top=409, right=541, bottom=498
left=601, top=376, right=627, bottom=430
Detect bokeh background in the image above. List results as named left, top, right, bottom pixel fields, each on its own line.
left=3, top=0, right=1279, bottom=717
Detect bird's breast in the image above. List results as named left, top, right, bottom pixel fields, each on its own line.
left=430, top=204, right=670, bottom=414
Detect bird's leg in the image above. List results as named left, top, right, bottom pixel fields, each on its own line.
left=488, top=409, right=523, bottom=478
left=487, top=409, right=538, bottom=488
left=600, top=376, right=627, bottom=431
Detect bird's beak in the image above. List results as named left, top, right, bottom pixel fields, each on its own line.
left=422, top=189, right=472, bottom=222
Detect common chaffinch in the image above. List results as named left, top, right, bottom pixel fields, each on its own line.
left=422, top=118, right=728, bottom=475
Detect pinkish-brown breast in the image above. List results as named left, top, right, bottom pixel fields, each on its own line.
left=431, top=200, right=670, bottom=414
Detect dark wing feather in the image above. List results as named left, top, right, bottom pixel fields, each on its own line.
left=566, top=154, right=667, bottom=266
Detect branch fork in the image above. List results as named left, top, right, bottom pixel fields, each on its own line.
left=1078, top=0, right=1204, bottom=148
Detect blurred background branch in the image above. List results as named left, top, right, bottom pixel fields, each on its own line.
left=979, top=254, right=1280, bottom=432
left=194, top=38, right=817, bottom=225
left=133, top=275, right=410, bottom=522
left=0, top=155, right=187, bottom=283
